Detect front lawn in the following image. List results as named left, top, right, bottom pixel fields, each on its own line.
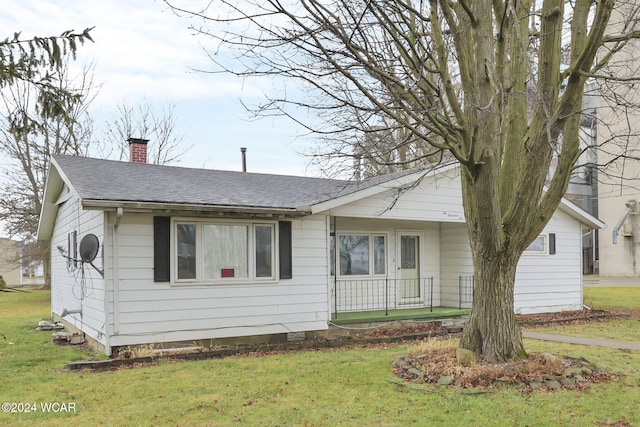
left=0, top=289, right=638, bottom=426
left=530, top=286, right=640, bottom=342
left=584, top=286, right=640, bottom=310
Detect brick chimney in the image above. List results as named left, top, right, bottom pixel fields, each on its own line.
left=128, top=138, right=149, bottom=163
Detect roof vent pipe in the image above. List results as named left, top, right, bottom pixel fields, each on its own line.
left=241, top=147, right=247, bottom=172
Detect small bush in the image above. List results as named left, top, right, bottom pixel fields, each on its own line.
left=0, top=274, right=6, bottom=290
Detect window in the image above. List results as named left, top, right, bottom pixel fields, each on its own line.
left=173, top=220, right=276, bottom=283
left=374, top=236, right=386, bottom=274
left=203, top=224, right=249, bottom=279
left=255, top=225, right=273, bottom=278
left=524, top=234, right=556, bottom=255
left=337, top=233, right=386, bottom=276
left=177, top=224, right=197, bottom=279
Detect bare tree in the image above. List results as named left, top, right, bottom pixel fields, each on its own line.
left=0, top=60, right=97, bottom=286
left=0, top=29, right=93, bottom=287
left=0, top=61, right=96, bottom=238
left=165, top=0, right=640, bottom=361
left=102, top=101, right=191, bottom=165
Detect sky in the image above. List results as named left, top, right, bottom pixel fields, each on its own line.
left=0, top=0, right=320, bottom=177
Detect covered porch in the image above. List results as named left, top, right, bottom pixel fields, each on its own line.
left=328, top=215, right=475, bottom=319
left=330, top=305, right=470, bottom=325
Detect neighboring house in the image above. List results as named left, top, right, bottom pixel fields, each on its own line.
left=0, top=238, right=21, bottom=286
left=594, top=3, right=640, bottom=276
left=37, top=141, right=604, bottom=355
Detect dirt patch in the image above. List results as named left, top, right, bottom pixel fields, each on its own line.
left=393, top=347, right=615, bottom=392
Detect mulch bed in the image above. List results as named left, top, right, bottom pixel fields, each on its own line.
left=388, top=308, right=637, bottom=393
left=392, top=348, right=615, bottom=392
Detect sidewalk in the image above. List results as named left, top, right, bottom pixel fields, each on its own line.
left=523, top=331, right=640, bottom=351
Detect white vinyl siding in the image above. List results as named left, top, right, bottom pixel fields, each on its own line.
left=439, top=222, right=474, bottom=308
left=327, top=172, right=464, bottom=222
left=438, top=215, right=583, bottom=313
left=108, top=213, right=328, bottom=348
left=49, top=191, right=107, bottom=347
left=514, top=210, right=583, bottom=314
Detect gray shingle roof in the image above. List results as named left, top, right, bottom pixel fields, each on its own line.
left=52, top=155, right=417, bottom=210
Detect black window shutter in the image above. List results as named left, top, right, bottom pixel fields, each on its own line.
left=279, top=221, right=293, bottom=279
left=549, top=233, right=556, bottom=255
left=154, top=216, right=171, bottom=282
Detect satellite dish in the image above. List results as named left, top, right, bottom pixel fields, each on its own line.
left=79, top=234, right=100, bottom=263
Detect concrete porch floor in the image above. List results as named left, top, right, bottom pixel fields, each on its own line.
left=330, top=306, right=470, bottom=325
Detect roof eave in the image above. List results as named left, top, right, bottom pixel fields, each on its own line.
left=81, top=199, right=312, bottom=218
left=36, top=160, right=65, bottom=240
left=558, top=198, right=606, bottom=229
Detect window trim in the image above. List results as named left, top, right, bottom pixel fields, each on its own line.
left=171, top=218, right=278, bottom=285
left=335, top=232, right=387, bottom=278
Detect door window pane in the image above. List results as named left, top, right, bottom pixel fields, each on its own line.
left=177, top=224, right=197, bottom=279
left=401, top=236, right=417, bottom=269
left=203, top=224, right=248, bottom=279
left=255, top=225, right=273, bottom=278
left=339, top=235, right=369, bottom=275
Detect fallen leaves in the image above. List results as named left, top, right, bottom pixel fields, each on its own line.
left=392, top=347, right=616, bottom=393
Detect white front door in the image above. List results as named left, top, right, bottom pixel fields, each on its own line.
left=397, top=232, right=422, bottom=303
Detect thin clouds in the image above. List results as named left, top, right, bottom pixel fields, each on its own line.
left=1, top=0, right=314, bottom=178
left=1, top=0, right=263, bottom=105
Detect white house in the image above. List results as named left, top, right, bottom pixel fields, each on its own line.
left=37, top=140, right=605, bottom=355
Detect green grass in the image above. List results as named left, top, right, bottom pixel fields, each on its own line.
left=584, top=286, right=640, bottom=310
left=531, top=318, right=640, bottom=342
left=0, top=289, right=639, bottom=426
left=531, top=286, right=640, bottom=342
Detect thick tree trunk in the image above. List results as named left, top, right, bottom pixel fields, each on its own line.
left=458, top=252, right=526, bottom=363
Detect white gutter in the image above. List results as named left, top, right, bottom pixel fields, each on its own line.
left=81, top=200, right=311, bottom=217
